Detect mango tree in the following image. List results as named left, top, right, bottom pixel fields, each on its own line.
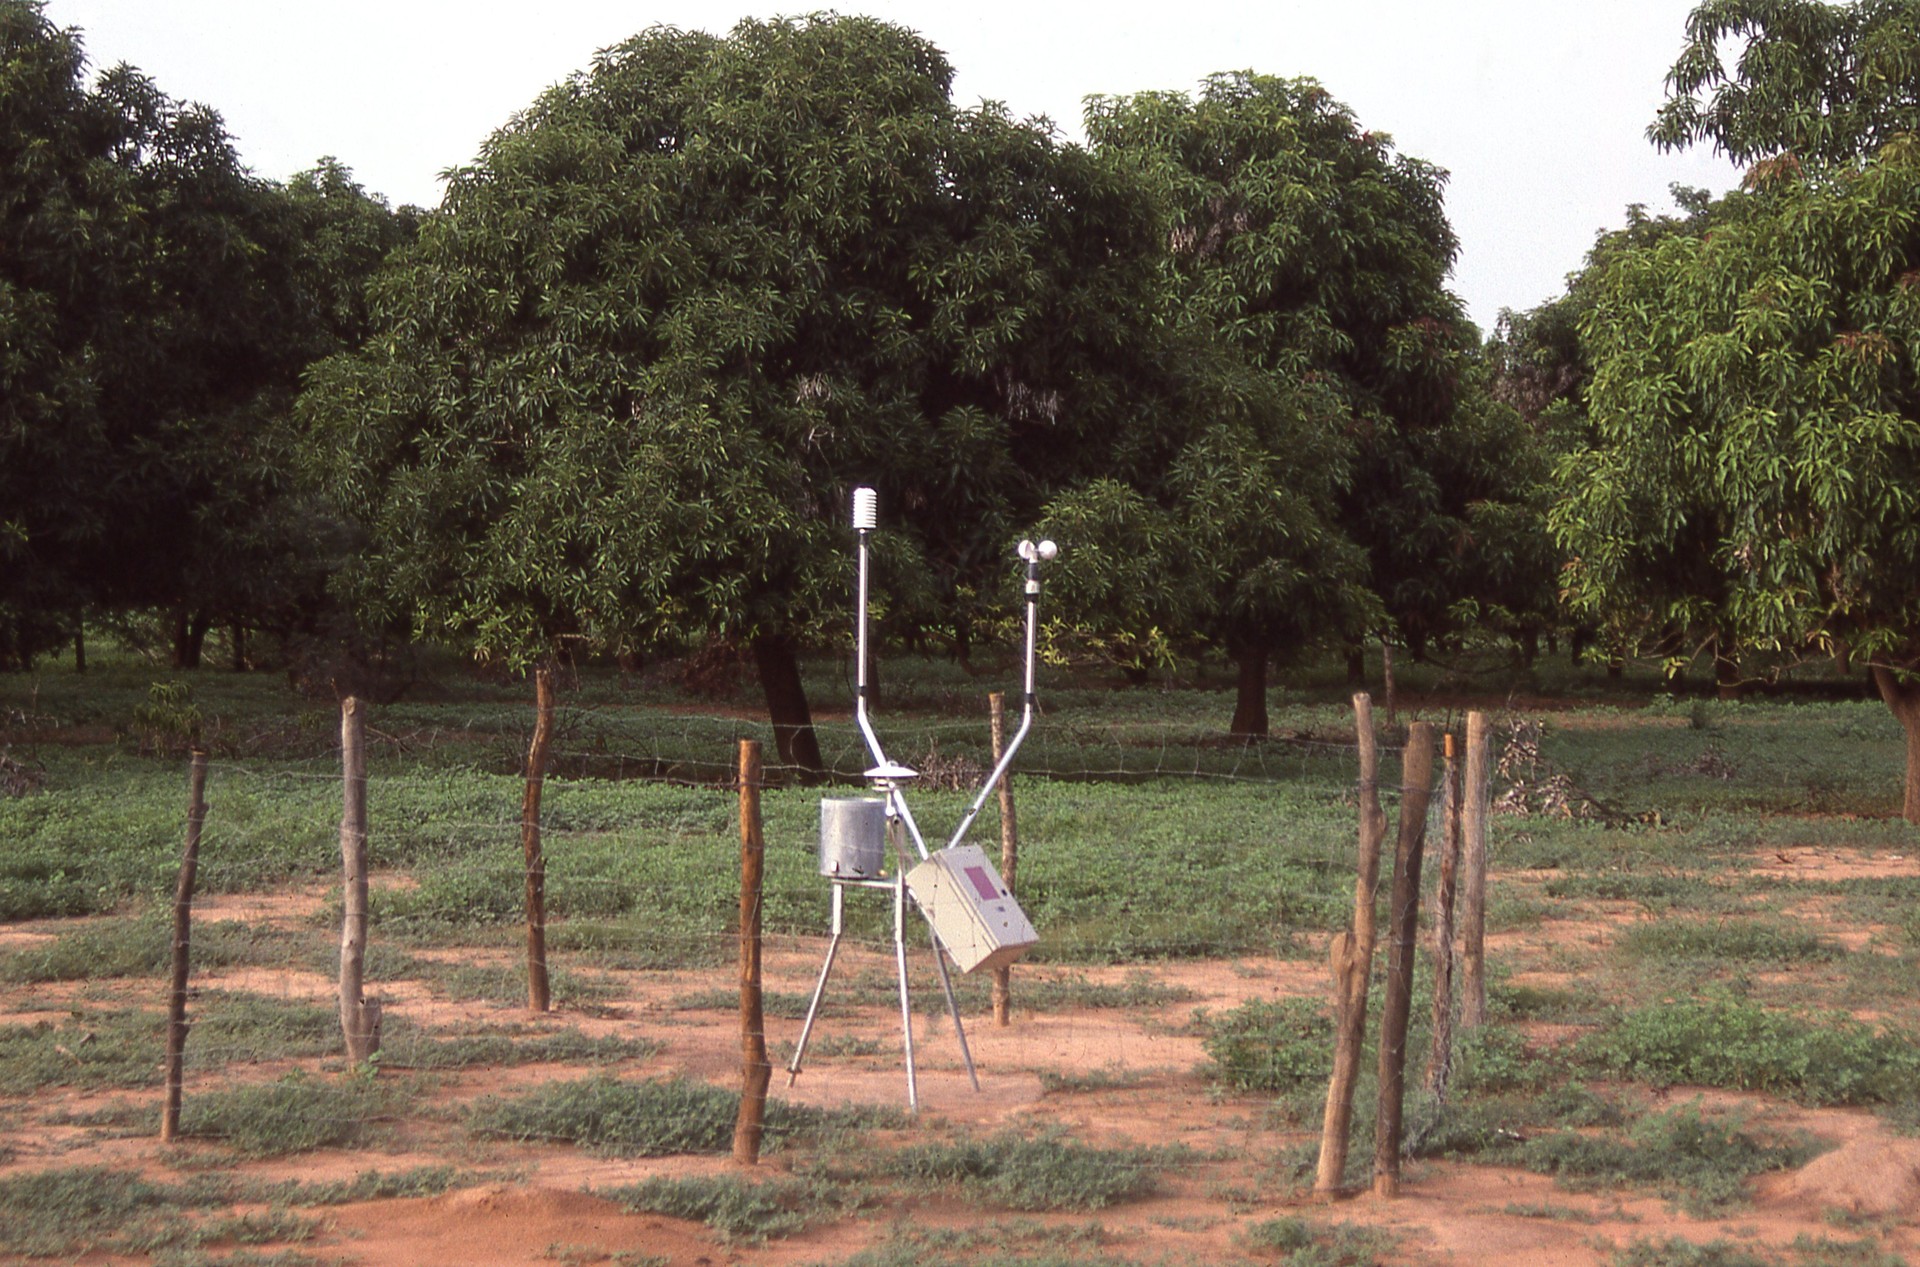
left=299, top=15, right=1171, bottom=772
left=1054, top=74, right=1516, bottom=734
left=1555, top=140, right=1920, bottom=818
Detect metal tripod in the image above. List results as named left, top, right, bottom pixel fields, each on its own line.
left=786, top=771, right=979, bottom=1111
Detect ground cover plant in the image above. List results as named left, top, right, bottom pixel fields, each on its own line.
left=3, top=645, right=1920, bottom=1264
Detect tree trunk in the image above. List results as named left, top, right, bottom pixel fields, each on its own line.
left=1458, top=712, right=1492, bottom=1031
left=73, top=626, right=86, bottom=674
left=1382, top=640, right=1398, bottom=729
left=1714, top=637, right=1742, bottom=701
left=1424, top=735, right=1463, bottom=1102
left=1373, top=722, right=1435, bottom=1197
left=162, top=750, right=209, bottom=1141
left=990, top=692, right=1019, bottom=1027
left=1346, top=645, right=1366, bottom=686
left=733, top=740, right=770, bottom=1165
left=1315, top=693, right=1387, bottom=1193
left=171, top=610, right=211, bottom=670
left=231, top=623, right=247, bottom=673
left=522, top=665, right=556, bottom=1012
left=338, top=699, right=380, bottom=1065
left=1229, top=643, right=1269, bottom=738
left=752, top=635, right=823, bottom=775
left=1872, top=666, right=1920, bottom=824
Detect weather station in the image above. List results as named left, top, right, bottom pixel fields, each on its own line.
left=786, top=487, right=1053, bottom=1109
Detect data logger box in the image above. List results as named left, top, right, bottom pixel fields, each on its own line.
left=905, top=845, right=1037, bottom=974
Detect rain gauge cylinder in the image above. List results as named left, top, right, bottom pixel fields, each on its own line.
left=818, top=797, right=888, bottom=879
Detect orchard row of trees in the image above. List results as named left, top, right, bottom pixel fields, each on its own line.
left=14, top=0, right=1920, bottom=815
left=0, top=2, right=418, bottom=676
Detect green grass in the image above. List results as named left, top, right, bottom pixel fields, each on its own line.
left=1199, top=997, right=1334, bottom=1093
left=0, top=1165, right=320, bottom=1259
left=377, top=1020, right=656, bottom=1070
left=606, top=1173, right=866, bottom=1243
left=0, top=910, right=283, bottom=982
left=1616, top=918, right=1845, bottom=966
left=179, top=1070, right=416, bottom=1156
left=0, top=1166, right=178, bottom=1257
left=1584, top=995, right=1920, bottom=1105
left=1516, top=1102, right=1817, bottom=1216
left=0, top=1006, right=167, bottom=1092
left=892, top=1131, right=1160, bottom=1211
left=1235, top=1216, right=1398, bottom=1265
left=468, top=1073, right=899, bottom=1157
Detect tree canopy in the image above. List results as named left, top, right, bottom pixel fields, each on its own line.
left=0, top=0, right=411, bottom=668
left=1040, top=73, right=1530, bottom=731
left=1555, top=136, right=1920, bottom=815
left=298, top=15, right=1174, bottom=767
left=1653, top=0, right=1920, bottom=166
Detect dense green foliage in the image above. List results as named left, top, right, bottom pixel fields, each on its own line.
left=1653, top=0, right=1920, bottom=165
left=1553, top=134, right=1920, bottom=811
left=296, top=16, right=1178, bottom=768
left=1037, top=74, right=1539, bottom=732
left=0, top=1, right=413, bottom=670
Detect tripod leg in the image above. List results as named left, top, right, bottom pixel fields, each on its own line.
left=925, top=916, right=981, bottom=1092
left=787, top=883, right=844, bottom=1085
left=895, top=870, right=918, bottom=1111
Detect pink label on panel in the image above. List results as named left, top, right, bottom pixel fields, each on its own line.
left=963, top=865, right=1000, bottom=901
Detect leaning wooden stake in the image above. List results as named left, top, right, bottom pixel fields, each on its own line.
left=1424, top=733, right=1464, bottom=1101
left=1315, top=694, right=1388, bottom=1193
left=161, top=749, right=210, bottom=1142
left=990, top=692, right=1020, bottom=1027
left=521, top=664, right=555, bottom=1013
left=1459, top=712, right=1492, bottom=1030
left=1373, top=721, right=1435, bottom=1198
left=338, top=698, right=380, bottom=1066
left=733, top=740, right=771, bottom=1165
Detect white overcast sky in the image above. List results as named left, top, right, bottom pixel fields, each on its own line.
left=44, top=0, right=1743, bottom=336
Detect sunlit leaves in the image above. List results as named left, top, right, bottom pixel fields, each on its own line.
left=1556, top=139, right=1920, bottom=666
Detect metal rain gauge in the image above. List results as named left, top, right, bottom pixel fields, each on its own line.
left=787, top=486, right=1051, bottom=1109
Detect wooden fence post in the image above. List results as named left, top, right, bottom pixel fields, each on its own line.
left=1373, top=721, right=1435, bottom=1198
left=1315, top=694, right=1387, bottom=1193
left=522, top=664, right=555, bottom=1013
left=1459, top=712, right=1492, bottom=1030
left=990, top=692, right=1019, bottom=1027
left=161, top=749, right=209, bottom=1142
left=339, top=698, right=380, bottom=1066
left=733, top=740, right=771, bottom=1165
left=1424, top=732, right=1463, bottom=1102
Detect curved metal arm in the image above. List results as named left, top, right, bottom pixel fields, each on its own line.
left=945, top=540, right=1050, bottom=851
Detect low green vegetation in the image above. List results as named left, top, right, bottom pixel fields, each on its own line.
left=0, top=910, right=281, bottom=982
left=0, top=1165, right=321, bottom=1259
left=1236, top=1216, right=1397, bottom=1265
left=893, top=1131, right=1160, bottom=1211
left=468, top=1074, right=897, bottom=1157
left=179, top=1070, right=416, bottom=1157
left=1199, top=998, right=1333, bottom=1094
left=1615, top=918, right=1845, bottom=966
left=1514, top=1103, right=1816, bottom=1216
left=1584, top=995, right=1920, bottom=1106
left=607, top=1173, right=866, bottom=1243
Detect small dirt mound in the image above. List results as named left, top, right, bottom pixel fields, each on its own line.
left=1781, top=1136, right=1920, bottom=1216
